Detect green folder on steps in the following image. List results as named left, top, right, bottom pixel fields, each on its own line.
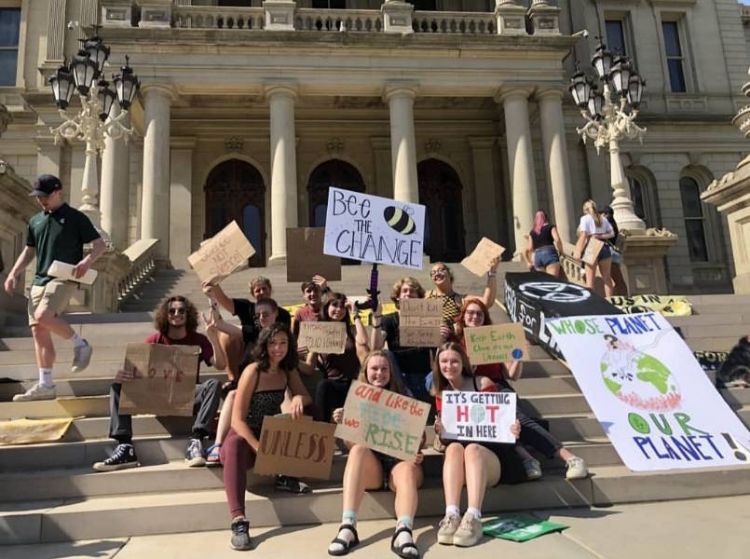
left=482, top=514, right=568, bottom=542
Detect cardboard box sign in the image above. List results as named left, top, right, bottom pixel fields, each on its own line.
left=120, top=343, right=199, bottom=416
left=441, top=390, right=517, bottom=444
left=461, top=238, right=505, bottom=278
left=574, top=235, right=604, bottom=266
left=399, top=298, right=443, bottom=348
left=335, top=380, right=430, bottom=461
left=298, top=321, right=347, bottom=354
left=464, top=323, right=529, bottom=366
left=188, top=221, right=255, bottom=285
left=254, top=416, right=337, bottom=480
left=286, top=228, right=342, bottom=282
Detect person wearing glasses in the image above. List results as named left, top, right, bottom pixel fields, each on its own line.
left=92, top=296, right=226, bottom=472
left=426, top=259, right=500, bottom=327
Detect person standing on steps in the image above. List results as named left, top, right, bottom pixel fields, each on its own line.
left=4, top=175, right=105, bottom=402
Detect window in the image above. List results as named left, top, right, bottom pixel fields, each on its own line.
left=662, top=21, right=686, bottom=93
left=605, top=19, right=627, bottom=57
left=312, top=0, right=346, bottom=8
left=0, top=8, right=21, bottom=87
left=628, top=176, right=646, bottom=222
left=679, top=176, right=708, bottom=262
left=411, top=0, right=437, bottom=11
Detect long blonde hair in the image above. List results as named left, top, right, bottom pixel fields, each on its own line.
left=583, top=199, right=602, bottom=227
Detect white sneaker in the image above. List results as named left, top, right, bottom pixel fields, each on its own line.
left=565, top=457, right=589, bottom=480
left=13, top=383, right=56, bottom=402
left=453, top=512, right=483, bottom=547
left=72, top=340, right=93, bottom=373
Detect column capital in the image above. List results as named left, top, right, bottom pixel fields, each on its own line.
left=495, top=86, right=535, bottom=104
left=383, top=81, right=419, bottom=103
left=264, top=81, right=298, bottom=101
left=535, top=87, right=567, bottom=102
left=141, top=84, right=178, bottom=103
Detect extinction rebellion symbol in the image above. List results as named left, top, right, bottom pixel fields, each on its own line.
left=518, top=282, right=591, bottom=303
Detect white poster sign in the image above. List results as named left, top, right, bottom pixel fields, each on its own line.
left=548, top=312, right=750, bottom=472
left=440, top=390, right=517, bottom=444
left=323, top=187, right=426, bottom=270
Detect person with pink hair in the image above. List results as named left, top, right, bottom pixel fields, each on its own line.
left=524, top=210, right=563, bottom=277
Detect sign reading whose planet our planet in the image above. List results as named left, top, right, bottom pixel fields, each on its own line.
left=548, top=312, right=750, bottom=472
left=323, top=187, right=426, bottom=270
left=441, top=390, right=517, bottom=445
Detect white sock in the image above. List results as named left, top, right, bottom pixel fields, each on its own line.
left=71, top=333, right=86, bottom=348
left=39, top=368, right=54, bottom=387
left=328, top=512, right=357, bottom=554
left=445, top=505, right=460, bottom=518
left=466, top=507, right=482, bottom=520
left=395, top=517, right=417, bottom=555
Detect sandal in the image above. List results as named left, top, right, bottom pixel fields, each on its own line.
left=328, top=523, right=359, bottom=556
left=391, top=525, right=420, bottom=559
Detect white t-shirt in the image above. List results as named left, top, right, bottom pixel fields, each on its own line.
left=578, top=214, right=613, bottom=236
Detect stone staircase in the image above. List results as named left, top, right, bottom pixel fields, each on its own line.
left=1, top=263, right=750, bottom=545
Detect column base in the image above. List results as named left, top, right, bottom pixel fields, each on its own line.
left=267, top=254, right=288, bottom=267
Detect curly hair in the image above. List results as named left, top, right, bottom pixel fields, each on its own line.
left=357, top=350, right=407, bottom=395
left=251, top=322, right=298, bottom=373
left=454, top=297, right=493, bottom=340
left=154, top=296, right=198, bottom=335
left=390, top=277, right=425, bottom=307
left=321, top=292, right=355, bottom=341
left=431, top=342, right=474, bottom=397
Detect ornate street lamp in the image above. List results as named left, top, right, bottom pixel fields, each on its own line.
left=569, top=40, right=647, bottom=231
left=48, top=33, right=139, bottom=229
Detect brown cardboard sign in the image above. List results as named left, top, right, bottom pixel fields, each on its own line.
left=461, top=237, right=505, bottom=277
left=334, top=380, right=430, bottom=461
left=464, top=323, right=529, bottom=366
left=582, top=237, right=604, bottom=266
left=120, top=343, right=199, bottom=416
left=298, top=321, right=347, bottom=354
left=254, top=416, right=337, bottom=479
left=287, top=228, right=342, bottom=282
left=399, top=298, right=443, bottom=347
left=188, top=221, right=255, bottom=285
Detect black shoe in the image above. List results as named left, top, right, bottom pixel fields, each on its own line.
left=230, top=517, right=253, bottom=550
left=93, top=443, right=140, bottom=472
left=275, top=475, right=311, bottom=494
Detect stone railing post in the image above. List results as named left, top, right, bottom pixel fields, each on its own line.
left=495, top=0, right=527, bottom=36
left=101, top=1, right=135, bottom=27
left=138, top=0, right=173, bottom=28
left=381, top=1, right=413, bottom=34
left=527, top=0, right=560, bottom=35
left=263, top=0, right=296, bottom=31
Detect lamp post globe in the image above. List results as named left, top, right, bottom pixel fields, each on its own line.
left=49, top=64, right=75, bottom=110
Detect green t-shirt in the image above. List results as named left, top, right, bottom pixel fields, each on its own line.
left=26, top=203, right=100, bottom=286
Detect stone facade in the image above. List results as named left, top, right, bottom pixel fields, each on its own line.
left=0, top=0, right=748, bottom=293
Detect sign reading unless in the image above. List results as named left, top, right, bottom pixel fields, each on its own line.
left=461, top=237, right=505, bottom=278
left=323, top=187, right=426, bottom=270
left=298, top=321, right=348, bottom=355
left=464, top=323, right=529, bottom=366
left=440, top=390, right=517, bottom=444
left=335, top=380, right=430, bottom=461
left=120, top=343, right=199, bottom=416
left=286, top=228, right=342, bottom=282
left=399, top=298, right=443, bottom=347
left=187, top=221, right=256, bottom=285
left=254, top=416, right=337, bottom=480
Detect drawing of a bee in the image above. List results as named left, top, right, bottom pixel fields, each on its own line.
left=383, top=206, right=416, bottom=235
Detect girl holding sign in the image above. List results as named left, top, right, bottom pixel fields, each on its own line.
left=328, top=350, right=425, bottom=558
left=576, top=199, right=615, bottom=296
left=220, top=323, right=312, bottom=551
left=432, top=342, right=522, bottom=548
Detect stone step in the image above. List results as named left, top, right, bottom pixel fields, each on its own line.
left=668, top=314, right=747, bottom=327
left=2, top=463, right=749, bottom=545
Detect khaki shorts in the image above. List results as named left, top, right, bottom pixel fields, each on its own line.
left=27, top=279, right=76, bottom=326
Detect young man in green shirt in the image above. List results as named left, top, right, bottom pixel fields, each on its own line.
left=3, top=175, right=106, bottom=401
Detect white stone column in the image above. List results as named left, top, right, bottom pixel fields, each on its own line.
left=370, top=136, right=392, bottom=197
left=500, top=88, right=538, bottom=257
left=266, top=84, right=299, bottom=264
left=140, top=86, right=174, bottom=260
left=100, top=104, right=130, bottom=250
left=538, top=89, right=575, bottom=243
left=169, top=139, right=195, bottom=268
left=384, top=83, right=419, bottom=203
left=468, top=137, right=498, bottom=247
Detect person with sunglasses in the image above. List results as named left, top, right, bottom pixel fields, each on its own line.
left=93, top=296, right=226, bottom=472
left=426, top=259, right=499, bottom=328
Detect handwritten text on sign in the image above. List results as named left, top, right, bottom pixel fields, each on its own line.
left=399, top=298, right=443, bottom=348
left=335, top=380, right=430, bottom=461
left=465, top=323, right=529, bottom=366
left=298, top=321, right=347, bottom=355
left=441, top=391, right=517, bottom=444
left=323, top=188, right=426, bottom=270
left=187, top=221, right=255, bottom=285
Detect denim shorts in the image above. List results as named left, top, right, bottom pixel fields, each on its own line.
left=598, top=243, right=612, bottom=262
left=533, top=246, right=560, bottom=269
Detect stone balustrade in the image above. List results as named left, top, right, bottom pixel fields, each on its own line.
left=118, top=239, right=160, bottom=306
left=173, top=6, right=265, bottom=30
left=412, top=11, right=496, bottom=35
left=295, top=8, right=382, bottom=32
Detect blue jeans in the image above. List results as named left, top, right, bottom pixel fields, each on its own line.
left=533, top=246, right=559, bottom=268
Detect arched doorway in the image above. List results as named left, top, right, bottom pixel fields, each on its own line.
left=418, top=159, right=466, bottom=262
left=205, top=159, right=266, bottom=267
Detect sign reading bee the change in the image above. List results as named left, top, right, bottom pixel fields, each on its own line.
left=323, top=187, right=426, bottom=270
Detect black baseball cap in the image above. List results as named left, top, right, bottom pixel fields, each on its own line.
left=30, top=174, right=63, bottom=197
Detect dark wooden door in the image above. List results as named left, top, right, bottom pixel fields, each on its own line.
left=418, top=159, right=466, bottom=262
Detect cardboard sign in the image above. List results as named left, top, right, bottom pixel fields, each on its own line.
left=47, top=260, right=98, bottom=285
left=323, top=187, right=426, bottom=270
left=335, top=380, right=430, bottom=461
left=548, top=312, right=750, bottom=472
left=581, top=237, right=604, bottom=266
left=188, top=221, right=255, bottom=285
left=254, top=416, right=337, bottom=479
left=120, top=343, right=199, bottom=416
left=464, top=323, right=529, bottom=365
left=286, top=228, right=342, bottom=282
left=298, top=321, right=347, bottom=354
left=399, top=298, right=443, bottom=347
left=441, top=390, right=517, bottom=444
left=461, top=238, right=505, bottom=277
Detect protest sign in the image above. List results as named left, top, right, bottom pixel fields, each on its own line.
left=48, top=260, right=98, bottom=285
left=298, top=321, right=347, bottom=354
left=120, top=343, right=199, bottom=416
left=581, top=237, right=604, bottom=266
left=464, top=324, right=529, bottom=365
left=440, top=390, right=517, bottom=444
left=335, top=380, right=430, bottom=461
left=482, top=515, right=568, bottom=542
left=188, top=221, right=255, bottom=285
left=548, top=312, right=750, bottom=471
left=461, top=238, right=505, bottom=277
left=286, top=228, right=341, bottom=282
left=323, top=187, right=426, bottom=270
left=608, top=294, right=693, bottom=317
left=254, top=416, right=336, bottom=479
left=399, top=298, right=443, bottom=347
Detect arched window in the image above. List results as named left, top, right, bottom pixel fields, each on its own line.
left=679, top=176, right=708, bottom=262
left=626, top=166, right=661, bottom=228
